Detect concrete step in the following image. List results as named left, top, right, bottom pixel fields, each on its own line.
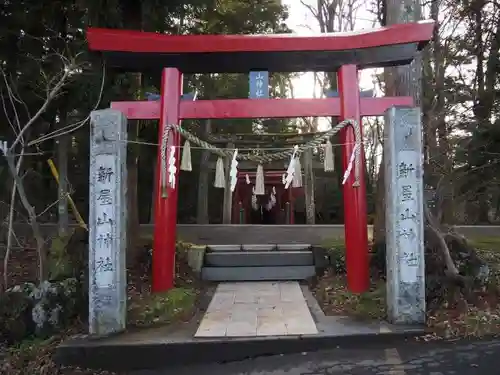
left=207, top=244, right=277, bottom=252
left=206, top=245, right=242, bottom=252
left=201, top=265, right=316, bottom=281
left=276, top=243, right=312, bottom=251
left=204, top=250, right=313, bottom=267
left=206, top=244, right=313, bottom=252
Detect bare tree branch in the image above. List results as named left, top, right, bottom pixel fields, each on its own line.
left=7, top=52, right=83, bottom=152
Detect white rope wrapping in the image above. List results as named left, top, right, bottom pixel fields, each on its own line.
left=163, top=119, right=362, bottom=187
left=160, top=123, right=171, bottom=197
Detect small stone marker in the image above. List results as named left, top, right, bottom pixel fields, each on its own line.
left=384, top=106, right=425, bottom=324
left=89, top=109, right=127, bottom=335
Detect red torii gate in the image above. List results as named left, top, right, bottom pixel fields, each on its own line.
left=87, top=21, right=433, bottom=294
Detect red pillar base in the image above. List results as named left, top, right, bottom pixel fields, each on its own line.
left=152, top=68, right=183, bottom=293
left=338, top=65, right=370, bottom=293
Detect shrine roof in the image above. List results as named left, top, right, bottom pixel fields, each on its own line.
left=86, top=21, right=434, bottom=73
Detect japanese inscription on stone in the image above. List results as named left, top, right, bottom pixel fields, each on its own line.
left=94, top=155, right=116, bottom=287
left=384, top=106, right=425, bottom=324
left=396, top=158, right=420, bottom=282
left=89, top=109, right=127, bottom=335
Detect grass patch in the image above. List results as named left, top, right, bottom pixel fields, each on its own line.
left=312, top=235, right=500, bottom=338
left=321, top=238, right=346, bottom=274
left=470, top=237, right=500, bottom=251
left=127, top=287, right=198, bottom=328
left=427, top=306, right=500, bottom=338
left=313, top=274, right=386, bottom=320
left=321, top=237, right=345, bottom=249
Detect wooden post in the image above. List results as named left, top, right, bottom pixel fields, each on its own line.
left=385, top=106, right=425, bottom=324
left=88, top=109, right=127, bottom=335
left=196, top=119, right=211, bottom=224
left=303, top=149, right=316, bottom=224
left=222, top=142, right=234, bottom=224
left=239, top=202, right=244, bottom=224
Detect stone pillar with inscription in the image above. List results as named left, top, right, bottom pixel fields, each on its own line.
left=89, top=109, right=127, bottom=335
left=384, top=106, right=425, bottom=324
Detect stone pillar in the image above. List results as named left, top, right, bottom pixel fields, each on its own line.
left=384, top=106, right=425, bottom=324
left=88, top=109, right=127, bottom=335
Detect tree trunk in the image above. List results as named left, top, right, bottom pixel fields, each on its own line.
left=56, top=13, right=70, bottom=237
left=430, top=0, right=454, bottom=224
left=478, top=191, right=490, bottom=224
left=120, top=0, right=143, bottom=264
left=372, top=0, right=422, bottom=244
left=197, top=119, right=211, bottom=224
left=126, top=121, right=141, bottom=265
left=57, top=134, right=70, bottom=237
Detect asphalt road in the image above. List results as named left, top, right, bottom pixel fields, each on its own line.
left=132, top=339, right=500, bottom=375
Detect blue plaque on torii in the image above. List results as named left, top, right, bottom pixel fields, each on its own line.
left=249, top=71, right=269, bottom=99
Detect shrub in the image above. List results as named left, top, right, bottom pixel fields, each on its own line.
left=0, top=279, right=82, bottom=344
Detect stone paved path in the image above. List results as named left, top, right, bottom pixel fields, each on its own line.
left=195, top=281, right=318, bottom=337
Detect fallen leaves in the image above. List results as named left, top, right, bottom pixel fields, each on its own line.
left=311, top=272, right=386, bottom=321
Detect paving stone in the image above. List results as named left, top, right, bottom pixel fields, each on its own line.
left=257, top=307, right=282, bottom=318
left=208, top=292, right=235, bottom=310
left=195, top=311, right=231, bottom=337
left=256, top=296, right=281, bottom=306
left=280, top=285, right=305, bottom=302
left=285, top=317, right=318, bottom=335
left=257, top=319, right=288, bottom=336
left=195, top=281, right=318, bottom=338
left=234, top=293, right=258, bottom=304
left=230, top=309, right=258, bottom=321
left=226, top=320, right=257, bottom=337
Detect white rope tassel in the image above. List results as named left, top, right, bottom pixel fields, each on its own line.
left=180, top=140, right=192, bottom=171
left=342, top=144, right=360, bottom=185
left=292, top=156, right=303, bottom=188
left=254, top=164, right=265, bottom=195
left=324, top=140, right=334, bottom=172
left=229, top=149, right=239, bottom=192
left=214, top=157, right=225, bottom=188
left=160, top=124, right=170, bottom=198
left=284, top=145, right=299, bottom=189
left=168, top=145, right=177, bottom=190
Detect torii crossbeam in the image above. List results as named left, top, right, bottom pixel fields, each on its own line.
left=87, top=20, right=433, bottom=294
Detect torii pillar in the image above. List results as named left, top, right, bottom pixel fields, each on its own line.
left=152, top=68, right=182, bottom=292
left=339, top=65, right=369, bottom=292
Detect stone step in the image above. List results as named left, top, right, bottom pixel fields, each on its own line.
left=201, top=266, right=316, bottom=281
left=204, top=250, right=313, bottom=267
left=206, top=245, right=242, bottom=252
left=206, top=244, right=312, bottom=252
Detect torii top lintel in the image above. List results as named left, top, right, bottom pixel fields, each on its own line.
left=86, top=21, right=434, bottom=74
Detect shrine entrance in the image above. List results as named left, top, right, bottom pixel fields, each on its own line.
left=234, top=170, right=297, bottom=225
left=87, top=21, right=433, bottom=294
